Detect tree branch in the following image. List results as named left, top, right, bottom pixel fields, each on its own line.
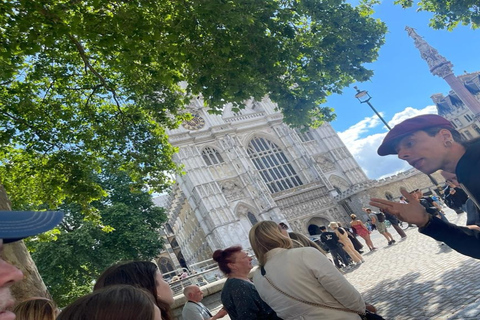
left=67, top=34, right=125, bottom=116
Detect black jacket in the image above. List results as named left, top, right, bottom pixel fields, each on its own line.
left=456, top=139, right=480, bottom=208
left=443, top=186, right=468, bottom=209
left=420, top=139, right=480, bottom=259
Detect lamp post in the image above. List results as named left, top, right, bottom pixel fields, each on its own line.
left=354, top=86, right=392, bottom=130
left=353, top=86, right=441, bottom=194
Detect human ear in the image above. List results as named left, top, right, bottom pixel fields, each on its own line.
left=438, top=129, right=454, bottom=146
left=438, top=129, right=453, bottom=141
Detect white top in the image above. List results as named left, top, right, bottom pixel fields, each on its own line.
left=253, top=247, right=365, bottom=320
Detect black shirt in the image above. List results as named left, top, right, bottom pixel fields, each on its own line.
left=320, top=232, right=341, bottom=250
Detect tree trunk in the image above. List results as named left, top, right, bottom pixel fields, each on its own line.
left=0, top=184, right=50, bottom=303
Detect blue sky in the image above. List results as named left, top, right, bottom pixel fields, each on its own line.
left=328, top=1, right=480, bottom=179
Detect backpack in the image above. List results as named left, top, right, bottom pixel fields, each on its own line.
left=375, top=212, right=386, bottom=222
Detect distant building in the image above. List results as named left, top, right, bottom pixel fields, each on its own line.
left=431, top=72, right=480, bottom=141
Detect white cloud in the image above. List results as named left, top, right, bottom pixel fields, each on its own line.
left=338, top=105, right=438, bottom=179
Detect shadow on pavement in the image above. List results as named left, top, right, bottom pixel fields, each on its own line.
left=359, top=259, right=480, bottom=320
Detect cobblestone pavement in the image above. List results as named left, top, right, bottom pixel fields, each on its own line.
left=209, top=208, right=480, bottom=320
left=343, top=208, right=480, bottom=320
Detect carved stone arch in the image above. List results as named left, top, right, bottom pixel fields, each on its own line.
left=328, top=175, right=350, bottom=192
left=240, top=131, right=285, bottom=151
left=306, top=217, right=331, bottom=236
left=385, top=191, right=394, bottom=200
left=234, top=203, right=259, bottom=226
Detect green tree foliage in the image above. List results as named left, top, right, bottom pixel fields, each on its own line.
left=395, top=0, right=480, bottom=30
left=28, top=170, right=167, bottom=307
left=0, top=0, right=386, bottom=211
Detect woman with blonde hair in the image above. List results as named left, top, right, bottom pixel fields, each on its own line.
left=13, top=298, right=57, bottom=320
left=350, top=214, right=376, bottom=251
left=249, top=221, right=367, bottom=320
left=328, top=222, right=364, bottom=264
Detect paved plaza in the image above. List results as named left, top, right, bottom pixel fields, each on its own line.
left=208, top=208, right=480, bottom=320
left=343, top=209, right=480, bottom=319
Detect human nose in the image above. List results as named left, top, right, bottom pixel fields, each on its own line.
left=397, top=147, right=409, bottom=160
left=0, top=260, right=24, bottom=287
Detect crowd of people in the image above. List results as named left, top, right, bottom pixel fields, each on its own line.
left=2, top=114, right=480, bottom=320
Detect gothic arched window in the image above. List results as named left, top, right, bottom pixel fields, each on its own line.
left=202, top=147, right=224, bottom=166
left=158, top=257, right=174, bottom=275
left=385, top=192, right=394, bottom=200
left=247, top=212, right=258, bottom=225
left=247, top=137, right=302, bottom=193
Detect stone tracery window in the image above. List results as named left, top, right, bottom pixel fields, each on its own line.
left=247, top=212, right=258, bottom=225
left=247, top=137, right=302, bottom=193
left=202, top=147, right=224, bottom=166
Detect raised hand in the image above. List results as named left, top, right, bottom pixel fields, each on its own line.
left=369, top=187, right=430, bottom=227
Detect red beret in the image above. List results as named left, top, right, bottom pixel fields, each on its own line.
left=377, top=114, right=453, bottom=156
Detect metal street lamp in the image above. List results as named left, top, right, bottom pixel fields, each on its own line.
left=354, top=86, right=392, bottom=130
left=353, top=86, right=441, bottom=193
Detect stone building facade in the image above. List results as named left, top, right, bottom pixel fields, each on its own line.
left=157, top=96, right=441, bottom=269
left=431, top=72, right=480, bottom=141
left=161, top=96, right=370, bottom=267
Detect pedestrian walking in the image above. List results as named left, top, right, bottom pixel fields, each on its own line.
left=329, top=222, right=364, bottom=264
left=382, top=209, right=407, bottom=240
left=350, top=214, right=377, bottom=251
left=319, top=226, right=352, bottom=270
left=365, top=208, right=396, bottom=246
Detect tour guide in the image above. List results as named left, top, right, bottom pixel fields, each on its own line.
left=369, top=114, right=480, bottom=259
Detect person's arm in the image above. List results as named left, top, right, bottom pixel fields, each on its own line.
left=211, top=308, right=228, bottom=320
left=419, top=216, right=480, bottom=258
left=371, top=187, right=480, bottom=259
left=302, top=248, right=365, bottom=313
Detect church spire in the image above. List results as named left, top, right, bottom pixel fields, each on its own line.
left=406, top=26, right=480, bottom=115
left=405, top=26, right=453, bottom=78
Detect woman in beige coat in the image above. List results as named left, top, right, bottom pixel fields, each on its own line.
left=249, top=221, right=367, bottom=320
left=328, top=222, right=364, bottom=264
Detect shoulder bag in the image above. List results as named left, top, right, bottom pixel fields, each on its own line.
left=260, top=266, right=386, bottom=320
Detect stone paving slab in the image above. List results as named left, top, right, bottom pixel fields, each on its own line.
left=343, top=209, right=480, bottom=320
left=204, top=209, right=480, bottom=320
